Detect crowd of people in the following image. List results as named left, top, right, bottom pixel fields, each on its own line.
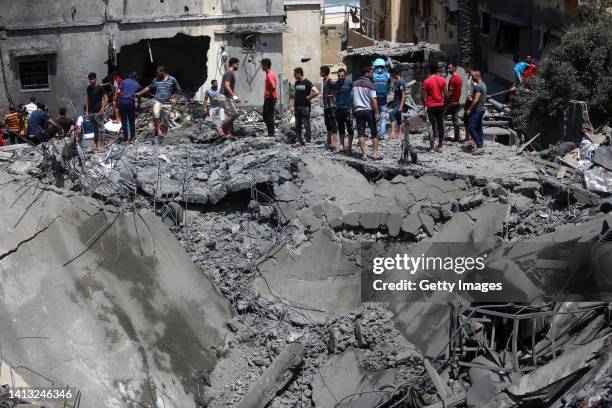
left=1, top=54, right=536, bottom=160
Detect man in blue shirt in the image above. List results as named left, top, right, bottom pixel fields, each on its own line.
left=114, top=72, right=141, bottom=143
left=136, top=66, right=182, bottom=144
left=27, top=102, right=60, bottom=145
left=372, top=58, right=390, bottom=140
left=509, top=55, right=528, bottom=106
left=332, top=68, right=353, bottom=154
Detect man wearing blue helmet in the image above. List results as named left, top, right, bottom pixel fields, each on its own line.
left=372, top=58, right=390, bottom=140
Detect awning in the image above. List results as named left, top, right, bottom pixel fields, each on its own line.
left=493, top=12, right=528, bottom=26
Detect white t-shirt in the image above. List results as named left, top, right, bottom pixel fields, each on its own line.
left=25, top=102, right=37, bottom=117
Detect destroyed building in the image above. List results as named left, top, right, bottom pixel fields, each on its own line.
left=0, top=0, right=287, bottom=112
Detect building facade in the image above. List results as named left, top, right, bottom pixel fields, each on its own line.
left=0, top=0, right=287, bottom=113
left=472, top=0, right=580, bottom=83
left=282, top=0, right=323, bottom=87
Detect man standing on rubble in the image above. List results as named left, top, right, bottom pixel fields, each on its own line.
left=332, top=68, right=354, bottom=155
left=320, top=65, right=339, bottom=151
left=466, top=70, right=487, bottom=155
left=422, top=62, right=448, bottom=152
left=217, top=57, right=241, bottom=139
left=352, top=66, right=380, bottom=161
left=290, top=67, right=319, bottom=147
left=115, top=72, right=141, bottom=143
left=390, top=68, right=406, bottom=140
left=462, top=63, right=475, bottom=143
left=86, top=72, right=108, bottom=151
left=262, top=58, right=277, bottom=138
left=135, top=66, right=182, bottom=144
left=445, top=63, right=463, bottom=143
left=372, top=58, right=390, bottom=140
left=204, top=79, right=222, bottom=120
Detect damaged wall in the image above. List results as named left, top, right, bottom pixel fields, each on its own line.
left=0, top=0, right=286, bottom=112
left=282, top=0, right=323, bottom=87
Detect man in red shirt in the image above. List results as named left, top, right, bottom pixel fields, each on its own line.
left=262, top=58, right=277, bottom=137
left=445, top=64, right=463, bottom=142
left=422, top=62, right=448, bottom=152
left=524, top=55, right=537, bottom=87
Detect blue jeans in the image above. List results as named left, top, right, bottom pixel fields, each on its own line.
left=377, top=99, right=387, bottom=139
left=391, top=103, right=402, bottom=125
left=468, top=110, right=485, bottom=148
left=119, top=100, right=136, bottom=141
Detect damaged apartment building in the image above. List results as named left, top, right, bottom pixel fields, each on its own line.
left=0, top=0, right=323, bottom=112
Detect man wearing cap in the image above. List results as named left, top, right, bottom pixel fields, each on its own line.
left=372, top=58, right=390, bottom=140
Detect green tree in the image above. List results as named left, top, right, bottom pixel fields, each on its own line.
left=512, top=5, right=612, bottom=132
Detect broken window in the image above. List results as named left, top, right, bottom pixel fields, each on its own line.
left=495, top=20, right=519, bottom=54
left=241, top=33, right=260, bottom=53
left=480, top=11, right=490, bottom=35
left=19, top=60, right=49, bottom=90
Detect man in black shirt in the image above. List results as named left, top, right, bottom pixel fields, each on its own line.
left=320, top=65, right=339, bottom=151
left=55, top=107, right=75, bottom=136
left=217, top=57, right=241, bottom=139
left=85, top=72, right=108, bottom=150
left=290, top=67, right=319, bottom=146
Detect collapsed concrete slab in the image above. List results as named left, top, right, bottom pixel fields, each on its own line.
left=0, top=171, right=231, bottom=408
left=254, top=229, right=360, bottom=321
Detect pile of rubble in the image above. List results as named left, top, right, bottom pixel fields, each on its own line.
left=0, top=96, right=611, bottom=408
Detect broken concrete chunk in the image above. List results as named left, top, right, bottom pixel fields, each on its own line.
left=343, top=211, right=361, bottom=227
left=275, top=181, right=301, bottom=202
left=514, top=180, right=541, bottom=197
left=459, top=193, right=484, bottom=210
left=360, top=212, right=381, bottom=230
left=419, top=212, right=435, bottom=236
left=386, top=212, right=403, bottom=237
left=485, top=181, right=508, bottom=198
left=401, top=214, right=422, bottom=237
left=322, top=200, right=343, bottom=228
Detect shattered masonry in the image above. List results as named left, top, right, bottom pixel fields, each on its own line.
left=0, top=97, right=611, bottom=408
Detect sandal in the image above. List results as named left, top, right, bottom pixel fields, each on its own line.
left=360, top=155, right=367, bottom=161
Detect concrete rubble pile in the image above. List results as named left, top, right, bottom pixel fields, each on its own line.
left=0, top=98, right=611, bottom=407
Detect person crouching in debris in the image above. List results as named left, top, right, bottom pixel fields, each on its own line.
left=262, top=58, right=278, bottom=138
left=352, top=66, right=380, bottom=160
left=55, top=107, right=75, bottom=137
left=216, top=57, right=241, bottom=139
left=422, top=62, right=448, bottom=153
left=390, top=68, right=406, bottom=140
left=86, top=72, right=108, bottom=151
left=466, top=70, right=487, bottom=155
left=332, top=68, right=354, bottom=155
left=114, top=72, right=141, bottom=143
left=320, top=65, right=339, bottom=151
left=135, top=66, right=182, bottom=145
left=27, top=102, right=61, bottom=145
left=290, top=67, right=319, bottom=147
